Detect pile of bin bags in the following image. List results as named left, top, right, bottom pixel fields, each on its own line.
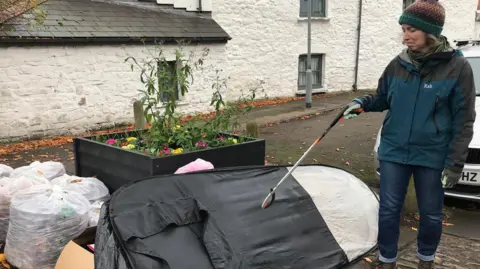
left=0, top=162, right=109, bottom=269
left=95, top=164, right=380, bottom=269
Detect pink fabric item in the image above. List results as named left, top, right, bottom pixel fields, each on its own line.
left=174, top=158, right=214, bottom=174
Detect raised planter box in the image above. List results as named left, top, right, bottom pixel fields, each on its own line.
left=73, top=131, right=266, bottom=192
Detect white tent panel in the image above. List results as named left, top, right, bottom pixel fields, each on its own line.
left=289, top=166, right=379, bottom=262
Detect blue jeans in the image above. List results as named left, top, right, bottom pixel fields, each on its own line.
left=378, top=161, right=444, bottom=263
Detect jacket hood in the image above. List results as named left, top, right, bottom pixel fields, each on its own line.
left=398, top=49, right=412, bottom=64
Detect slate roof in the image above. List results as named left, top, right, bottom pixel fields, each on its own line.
left=0, top=0, right=231, bottom=44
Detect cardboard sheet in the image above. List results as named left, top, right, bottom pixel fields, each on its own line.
left=55, top=226, right=96, bottom=269
left=54, top=241, right=93, bottom=269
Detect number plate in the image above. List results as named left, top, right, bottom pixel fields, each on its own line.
left=460, top=171, right=479, bottom=184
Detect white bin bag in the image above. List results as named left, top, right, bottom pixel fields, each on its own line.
left=10, top=161, right=66, bottom=180
left=51, top=175, right=110, bottom=203
left=0, top=175, right=50, bottom=242
left=4, top=184, right=90, bottom=269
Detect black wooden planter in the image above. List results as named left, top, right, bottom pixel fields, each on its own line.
left=73, top=131, right=266, bottom=192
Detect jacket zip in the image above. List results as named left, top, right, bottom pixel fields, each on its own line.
left=433, top=96, right=440, bottom=134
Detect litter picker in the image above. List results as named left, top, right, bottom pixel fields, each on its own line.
left=261, top=104, right=363, bottom=209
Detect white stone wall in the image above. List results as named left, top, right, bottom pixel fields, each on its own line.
left=0, top=0, right=477, bottom=140
left=0, top=43, right=228, bottom=141
left=211, top=0, right=477, bottom=96
left=358, top=0, right=478, bottom=89
left=211, top=0, right=360, bottom=99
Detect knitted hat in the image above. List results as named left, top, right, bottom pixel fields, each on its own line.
left=398, top=0, right=445, bottom=36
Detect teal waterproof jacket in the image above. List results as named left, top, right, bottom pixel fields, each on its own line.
left=354, top=49, right=476, bottom=171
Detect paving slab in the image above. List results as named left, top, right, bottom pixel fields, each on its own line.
left=397, top=234, right=480, bottom=269
left=442, top=208, right=480, bottom=240
left=345, top=226, right=418, bottom=268
left=239, top=90, right=374, bottom=128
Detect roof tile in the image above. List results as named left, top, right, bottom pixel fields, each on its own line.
left=0, top=0, right=230, bottom=43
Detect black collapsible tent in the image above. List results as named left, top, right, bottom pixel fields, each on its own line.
left=94, top=164, right=379, bottom=269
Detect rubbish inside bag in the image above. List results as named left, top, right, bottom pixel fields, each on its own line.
left=4, top=184, right=91, bottom=269
left=0, top=175, right=50, bottom=242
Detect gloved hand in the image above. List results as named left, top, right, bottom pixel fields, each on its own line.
left=441, top=166, right=462, bottom=189
left=343, top=101, right=364, bottom=120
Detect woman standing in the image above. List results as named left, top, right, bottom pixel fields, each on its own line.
left=344, top=0, right=476, bottom=268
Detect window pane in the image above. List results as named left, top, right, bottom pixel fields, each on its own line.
left=299, top=0, right=307, bottom=17
left=299, top=73, right=306, bottom=86
left=159, top=61, right=179, bottom=102
left=298, top=57, right=306, bottom=72
left=311, top=57, right=319, bottom=71
left=312, top=0, right=325, bottom=17
left=300, top=0, right=325, bottom=17
left=312, top=71, right=321, bottom=85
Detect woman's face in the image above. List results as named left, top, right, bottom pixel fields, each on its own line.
left=402, top=24, right=428, bottom=52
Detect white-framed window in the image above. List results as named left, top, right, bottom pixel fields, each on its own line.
left=299, top=0, right=326, bottom=18
left=403, top=0, right=415, bottom=9
left=298, top=54, right=324, bottom=90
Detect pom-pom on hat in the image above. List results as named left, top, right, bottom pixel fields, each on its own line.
left=398, top=0, right=445, bottom=36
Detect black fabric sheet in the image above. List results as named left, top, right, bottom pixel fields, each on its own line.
left=95, top=165, right=351, bottom=269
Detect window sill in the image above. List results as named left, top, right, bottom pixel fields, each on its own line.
left=295, top=88, right=328, bottom=95
left=297, top=17, right=331, bottom=22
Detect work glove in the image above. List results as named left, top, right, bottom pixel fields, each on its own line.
left=441, top=166, right=462, bottom=189
left=343, top=101, right=363, bottom=120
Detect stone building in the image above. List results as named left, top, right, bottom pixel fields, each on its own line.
left=0, top=0, right=477, bottom=140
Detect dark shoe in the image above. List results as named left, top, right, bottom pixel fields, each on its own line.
left=418, top=260, right=435, bottom=269
left=375, top=261, right=397, bottom=269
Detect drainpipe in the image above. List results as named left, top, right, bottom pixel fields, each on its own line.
left=198, top=0, right=202, bottom=12
left=352, top=0, right=363, bottom=91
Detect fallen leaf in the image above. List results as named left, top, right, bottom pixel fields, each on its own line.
left=336, top=148, right=340, bottom=151
left=345, top=161, right=350, bottom=166
left=442, top=221, right=454, bottom=227
left=411, top=227, right=418, bottom=231
left=0, top=253, right=10, bottom=268
left=364, top=257, right=372, bottom=263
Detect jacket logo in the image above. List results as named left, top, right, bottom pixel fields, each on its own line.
left=424, top=83, right=433, bottom=89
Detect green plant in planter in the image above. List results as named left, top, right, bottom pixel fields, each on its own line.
left=93, top=42, right=266, bottom=156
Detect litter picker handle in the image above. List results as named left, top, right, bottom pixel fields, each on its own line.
left=329, top=104, right=363, bottom=127
left=330, top=105, right=350, bottom=127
